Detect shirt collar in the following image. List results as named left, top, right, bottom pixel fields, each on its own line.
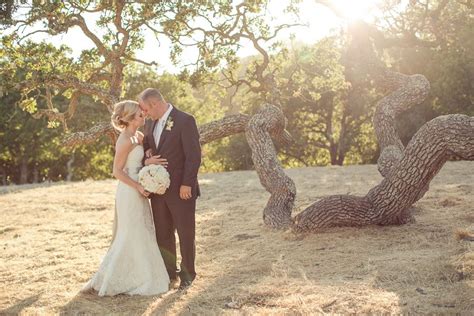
left=159, top=103, right=173, bottom=123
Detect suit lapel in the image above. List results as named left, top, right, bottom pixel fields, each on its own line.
left=156, top=107, right=177, bottom=152
left=149, top=119, right=159, bottom=151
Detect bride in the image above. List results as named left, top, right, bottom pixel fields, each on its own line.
left=82, top=100, right=170, bottom=296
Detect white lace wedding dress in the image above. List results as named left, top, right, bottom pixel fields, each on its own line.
left=83, top=145, right=170, bottom=296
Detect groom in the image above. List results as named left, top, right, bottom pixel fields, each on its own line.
left=138, top=88, right=201, bottom=290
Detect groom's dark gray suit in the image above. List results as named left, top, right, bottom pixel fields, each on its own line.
left=143, top=105, right=201, bottom=282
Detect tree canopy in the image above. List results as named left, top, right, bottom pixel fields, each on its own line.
left=0, top=0, right=472, bottom=184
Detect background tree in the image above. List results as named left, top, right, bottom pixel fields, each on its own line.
left=243, top=0, right=474, bottom=229
left=370, top=0, right=474, bottom=143
left=0, top=0, right=472, bottom=185
left=0, top=0, right=298, bottom=144
left=275, top=36, right=379, bottom=166
left=0, top=0, right=302, bottom=182
left=123, top=64, right=229, bottom=172
left=0, top=75, right=113, bottom=184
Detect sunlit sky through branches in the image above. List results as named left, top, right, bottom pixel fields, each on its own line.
left=12, top=0, right=384, bottom=74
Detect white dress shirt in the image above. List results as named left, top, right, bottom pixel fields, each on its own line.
left=153, top=103, right=173, bottom=146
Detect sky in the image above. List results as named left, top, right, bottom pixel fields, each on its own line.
left=15, top=0, right=383, bottom=73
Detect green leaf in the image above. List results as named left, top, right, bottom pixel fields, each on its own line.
left=19, top=97, right=37, bottom=113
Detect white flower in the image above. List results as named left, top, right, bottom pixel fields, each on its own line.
left=165, top=118, right=174, bottom=131
left=138, top=165, right=170, bottom=195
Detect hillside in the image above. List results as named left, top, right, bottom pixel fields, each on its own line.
left=1, top=161, right=473, bottom=314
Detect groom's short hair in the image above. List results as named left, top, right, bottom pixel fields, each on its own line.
left=139, top=88, right=165, bottom=103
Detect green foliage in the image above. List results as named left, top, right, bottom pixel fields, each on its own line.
left=209, top=135, right=254, bottom=171
left=0, top=89, right=67, bottom=184
left=0, top=84, right=115, bottom=184
left=214, top=36, right=380, bottom=168
left=124, top=65, right=226, bottom=124
left=0, top=0, right=17, bottom=24
left=72, top=145, right=114, bottom=180
left=382, top=0, right=474, bottom=144
left=0, top=0, right=472, bottom=184
left=123, top=64, right=228, bottom=172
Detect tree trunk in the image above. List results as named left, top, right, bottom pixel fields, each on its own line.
left=19, top=158, right=28, bottom=184
left=64, top=114, right=257, bottom=148
left=66, top=152, right=75, bottom=182
left=293, top=114, right=473, bottom=232
left=32, top=165, right=39, bottom=183
left=0, top=167, right=6, bottom=186
left=329, top=143, right=339, bottom=165
left=373, top=70, right=430, bottom=177
left=246, top=104, right=296, bottom=229
left=329, top=142, right=345, bottom=166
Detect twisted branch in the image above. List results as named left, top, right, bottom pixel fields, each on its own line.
left=372, top=69, right=431, bottom=177
left=199, top=114, right=250, bottom=145
left=246, top=104, right=296, bottom=229
left=63, top=122, right=115, bottom=147
left=294, top=114, right=474, bottom=232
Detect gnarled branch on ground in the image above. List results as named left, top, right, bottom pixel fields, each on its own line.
left=372, top=69, right=430, bottom=177
left=246, top=101, right=473, bottom=232
left=246, top=104, right=296, bottom=229
left=293, top=114, right=473, bottom=232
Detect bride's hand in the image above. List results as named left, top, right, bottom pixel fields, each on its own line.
left=136, top=184, right=150, bottom=198
left=145, top=155, right=168, bottom=167
left=145, top=149, right=153, bottom=158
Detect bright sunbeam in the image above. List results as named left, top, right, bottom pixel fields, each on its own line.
left=330, top=0, right=382, bottom=21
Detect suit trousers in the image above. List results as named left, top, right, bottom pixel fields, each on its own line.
left=150, top=195, right=196, bottom=282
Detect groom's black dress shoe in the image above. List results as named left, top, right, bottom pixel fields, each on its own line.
left=178, top=280, right=192, bottom=291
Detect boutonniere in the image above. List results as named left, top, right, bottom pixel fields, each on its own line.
left=165, top=118, right=174, bottom=131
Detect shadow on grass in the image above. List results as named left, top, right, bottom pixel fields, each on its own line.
left=58, top=166, right=474, bottom=314
left=59, top=292, right=160, bottom=315
left=0, top=293, right=42, bottom=315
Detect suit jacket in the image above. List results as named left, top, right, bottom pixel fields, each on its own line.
left=143, top=106, right=201, bottom=200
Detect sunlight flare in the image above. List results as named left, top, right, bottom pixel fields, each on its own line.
left=330, top=0, right=382, bottom=21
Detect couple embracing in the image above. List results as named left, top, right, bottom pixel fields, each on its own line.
left=82, top=88, right=201, bottom=296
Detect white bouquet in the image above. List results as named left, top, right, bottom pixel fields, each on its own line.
left=138, top=165, right=170, bottom=195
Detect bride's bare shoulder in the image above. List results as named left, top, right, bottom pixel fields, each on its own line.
left=115, top=133, right=135, bottom=151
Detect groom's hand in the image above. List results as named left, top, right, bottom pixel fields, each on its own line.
left=180, top=185, right=192, bottom=200
left=145, top=155, right=168, bottom=167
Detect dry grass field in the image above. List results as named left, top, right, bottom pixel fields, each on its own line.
left=1, top=161, right=473, bottom=315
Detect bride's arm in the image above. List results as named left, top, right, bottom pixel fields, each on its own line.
left=138, top=131, right=168, bottom=167
left=112, top=138, right=148, bottom=197
left=138, top=131, right=152, bottom=163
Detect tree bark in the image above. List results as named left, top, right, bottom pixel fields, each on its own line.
left=63, top=122, right=115, bottom=147
left=0, top=167, right=6, bottom=186
left=373, top=69, right=431, bottom=177
left=246, top=104, right=296, bottom=229
left=329, top=142, right=345, bottom=166
left=66, top=152, right=75, bottom=182
left=19, top=157, right=28, bottom=184
left=199, top=114, right=250, bottom=145
left=32, top=165, right=39, bottom=183
left=293, top=114, right=474, bottom=232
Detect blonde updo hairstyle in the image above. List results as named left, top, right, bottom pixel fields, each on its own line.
left=111, top=100, right=140, bottom=131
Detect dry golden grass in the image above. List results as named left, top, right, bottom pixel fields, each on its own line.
left=1, top=161, right=473, bottom=315
left=455, top=229, right=474, bottom=241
